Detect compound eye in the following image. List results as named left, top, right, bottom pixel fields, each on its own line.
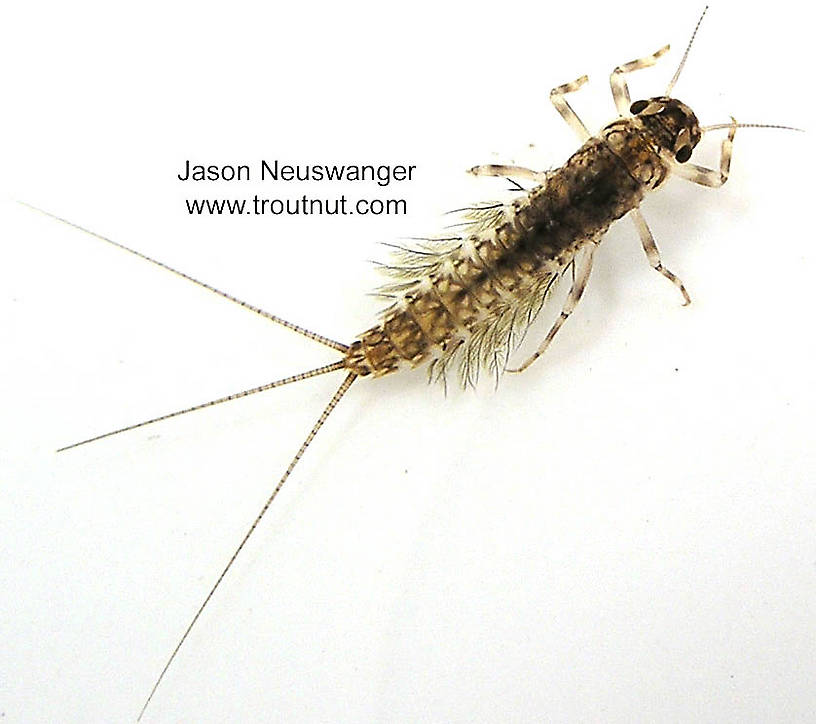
left=630, top=99, right=649, bottom=114
left=674, top=145, right=692, bottom=163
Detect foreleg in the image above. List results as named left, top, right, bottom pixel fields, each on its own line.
left=673, top=119, right=737, bottom=187
left=609, top=44, right=670, bottom=116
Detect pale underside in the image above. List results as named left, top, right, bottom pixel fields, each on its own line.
left=374, top=199, right=581, bottom=388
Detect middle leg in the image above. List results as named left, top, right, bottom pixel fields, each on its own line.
left=631, top=208, right=690, bottom=305
left=550, top=75, right=591, bottom=142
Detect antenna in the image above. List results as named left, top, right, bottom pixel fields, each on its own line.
left=701, top=122, right=804, bottom=133
left=666, top=6, right=708, bottom=95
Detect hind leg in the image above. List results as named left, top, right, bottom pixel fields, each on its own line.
left=467, top=164, right=547, bottom=183
left=508, top=245, right=596, bottom=373
left=610, top=44, right=670, bottom=116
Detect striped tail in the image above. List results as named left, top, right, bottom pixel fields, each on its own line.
left=21, top=202, right=361, bottom=720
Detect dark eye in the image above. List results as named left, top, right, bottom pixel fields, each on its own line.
left=674, top=145, right=692, bottom=163
left=630, top=100, right=648, bottom=114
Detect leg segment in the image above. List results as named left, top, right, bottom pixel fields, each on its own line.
left=467, top=164, right=547, bottom=184
left=550, top=75, right=591, bottom=142
left=469, top=72, right=595, bottom=183
left=673, top=119, right=737, bottom=187
left=508, top=244, right=596, bottom=374
left=610, top=44, right=670, bottom=116
left=631, top=208, right=690, bottom=306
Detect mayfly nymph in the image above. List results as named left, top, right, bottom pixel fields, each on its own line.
left=30, top=7, right=800, bottom=720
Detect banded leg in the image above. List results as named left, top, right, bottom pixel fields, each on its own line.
left=673, top=119, right=737, bottom=187
left=610, top=44, right=670, bottom=116
left=508, top=244, right=596, bottom=374
left=550, top=75, right=591, bottom=142
left=631, top=208, right=690, bottom=305
left=468, top=164, right=547, bottom=183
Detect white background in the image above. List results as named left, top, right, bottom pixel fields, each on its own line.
left=1, top=1, right=814, bottom=722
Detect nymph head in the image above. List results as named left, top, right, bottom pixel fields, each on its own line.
left=624, top=8, right=800, bottom=166
left=630, top=96, right=702, bottom=163
left=624, top=6, right=703, bottom=165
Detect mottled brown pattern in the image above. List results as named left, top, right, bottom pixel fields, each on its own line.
left=96, top=16, right=756, bottom=714
left=345, top=117, right=678, bottom=379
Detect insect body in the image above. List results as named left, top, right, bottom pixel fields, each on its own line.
left=347, top=94, right=710, bottom=384
left=31, top=9, right=800, bottom=720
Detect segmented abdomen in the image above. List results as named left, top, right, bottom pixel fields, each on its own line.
left=345, top=126, right=659, bottom=383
